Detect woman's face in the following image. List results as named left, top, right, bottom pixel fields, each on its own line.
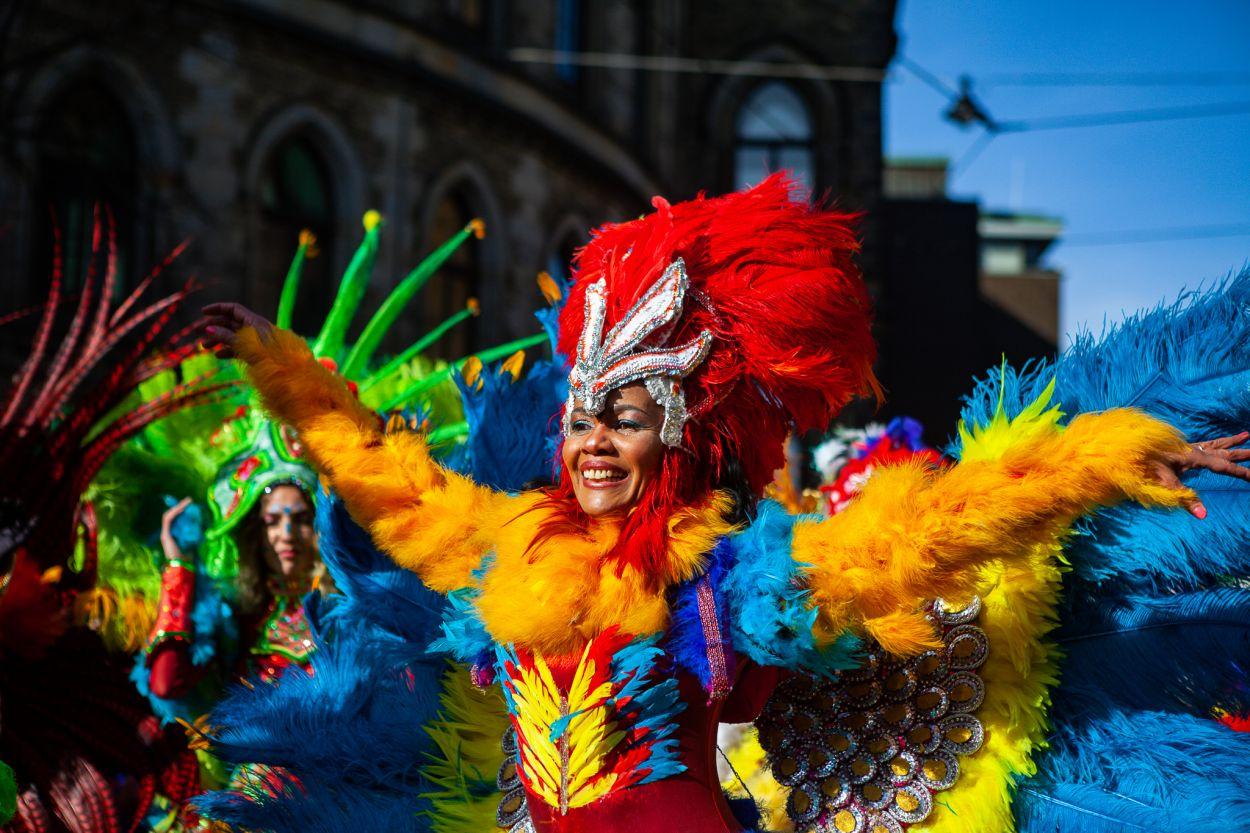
left=259, top=485, right=317, bottom=580
left=562, top=383, right=666, bottom=517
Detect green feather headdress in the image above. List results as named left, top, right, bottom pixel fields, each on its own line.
left=88, top=210, right=544, bottom=650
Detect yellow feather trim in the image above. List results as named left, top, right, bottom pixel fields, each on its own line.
left=74, top=588, right=156, bottom=653
left=794, top=387, right=1191, bottom=657
left=422, top=665, right=512, bottom=833
left=475, top=492, right=734, bottom=654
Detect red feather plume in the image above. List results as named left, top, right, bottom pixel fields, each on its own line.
left=550, top=174, right=878, bottom=579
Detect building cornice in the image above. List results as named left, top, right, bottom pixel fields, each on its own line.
left=223, top=0, right=660, bottom=198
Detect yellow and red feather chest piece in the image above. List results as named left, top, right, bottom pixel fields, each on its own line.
left=496, top=627, right=685, bottom=815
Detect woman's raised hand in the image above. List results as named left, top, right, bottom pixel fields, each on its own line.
left=200, top=302, right=274, bottom=359
left=160, top=497, right=194, bottom=563
left=1155, top=431, right=1250, bottom=518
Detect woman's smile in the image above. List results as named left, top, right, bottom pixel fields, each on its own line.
left=580, top=460, right=629, bottom=486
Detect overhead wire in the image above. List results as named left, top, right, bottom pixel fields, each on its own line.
left=507, top=48, right=887, bottom=82
left=978, top=70, right=1250, bottom=87
left=996, top=99, right=1250, bottom=132
left=1060, top=223, right=1250, bottom=248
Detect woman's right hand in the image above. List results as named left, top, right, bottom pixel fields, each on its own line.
left=160, top=497, right=194, bottom=563
left=200, top=302, right=274, bottom=359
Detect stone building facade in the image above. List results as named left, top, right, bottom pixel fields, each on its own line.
left=0, top=0, right=897, bottom=365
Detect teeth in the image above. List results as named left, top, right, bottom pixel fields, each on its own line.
left=583, top=469, right=625, bottom=481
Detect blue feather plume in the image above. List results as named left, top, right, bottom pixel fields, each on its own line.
left=668, top=538, right=736, bottom=694
left=311, top=491, right=446, bottom=645
left=443, top=358, right=566, bottom=491
left=723, top=501, right=862, bottom=675
left=1017, top=709, right=1250, bottom=832
left=952, top=272, right=1250, bottom=831
left=1053, top=587, right=1250, bottom=720
left=195, top=774, right=431, bottom=833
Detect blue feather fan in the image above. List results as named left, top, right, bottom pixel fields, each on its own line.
left=194, top=493, right=448, bottom=832
left=1018, top=709, right=1250, bottom=832
left=956, top=269, right=1250, bottom=832
left=1053, top=588, right=1250, bottom=719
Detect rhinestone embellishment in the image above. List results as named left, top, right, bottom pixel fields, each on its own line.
left=759, top=597, right=989, bottom=832
left=563, top=258, right=713, bottom=447
left=496, top=727, right=533, bottom=831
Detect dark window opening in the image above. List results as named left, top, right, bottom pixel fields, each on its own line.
left=425, top=189, right=481, bottom=361
left=30, top=80, right=139, bottom=302
left=256, top=135, right=336, bottom=336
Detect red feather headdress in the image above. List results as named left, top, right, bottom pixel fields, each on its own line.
left=549, top=174, right=879, bottom=579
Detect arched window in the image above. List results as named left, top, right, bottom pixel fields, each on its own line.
left=733, top=82, right=814, bottom=192
left=425, top=187, right=481, bottom=360
left=255, top=134, right=336, bottom=335
left=30, top=80, right=138, bottom=297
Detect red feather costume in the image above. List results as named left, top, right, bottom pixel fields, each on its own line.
left=0, top=212, right=215, bottom=833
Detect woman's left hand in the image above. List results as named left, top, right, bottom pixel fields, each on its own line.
left=1154, top=431, right=1250, bottom=518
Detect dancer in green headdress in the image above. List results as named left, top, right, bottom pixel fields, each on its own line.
left=82, top=210, right=544, bottom=829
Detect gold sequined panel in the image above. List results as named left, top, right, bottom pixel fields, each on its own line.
left=756, top=597, right=988, bottom=833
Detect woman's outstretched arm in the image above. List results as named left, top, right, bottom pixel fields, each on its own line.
left=793, top=405, right=1248, bottom=657
left=203, top=304, right=508, bottom=593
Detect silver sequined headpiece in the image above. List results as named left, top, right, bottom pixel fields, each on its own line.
left=563, top=258, right=713, bottom=446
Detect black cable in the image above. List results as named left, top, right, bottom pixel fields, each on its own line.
left=979, top=70, right=1250, bottom=87
left=1062, top=223, right=1250, bottom=247
left=894, top=55, right=959, bottom=98
left=998, top=99, right=1250, bottom=132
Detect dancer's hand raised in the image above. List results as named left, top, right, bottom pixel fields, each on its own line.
left=199, top=302, right=273, bottom=359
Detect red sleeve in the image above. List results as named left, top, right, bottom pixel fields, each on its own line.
left=148, top=641, right=201, bottom=700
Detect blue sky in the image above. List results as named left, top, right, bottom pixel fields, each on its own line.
left=886, top=0, right=1250, bottom=344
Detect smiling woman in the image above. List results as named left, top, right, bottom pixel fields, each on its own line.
left=563, top=384, right=666, bottom=516
left=199, top=174, right=1250, bottom=833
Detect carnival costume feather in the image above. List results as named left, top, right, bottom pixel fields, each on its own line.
left=214, top=174, right=1220, bottom=833
left=193, top=249, right=569, bottom=832
left=744, top=272, right=1250, bottom=833
left=0, top=210, right=212, bottom=833
left=954, top=274, right=1250, bottom=832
